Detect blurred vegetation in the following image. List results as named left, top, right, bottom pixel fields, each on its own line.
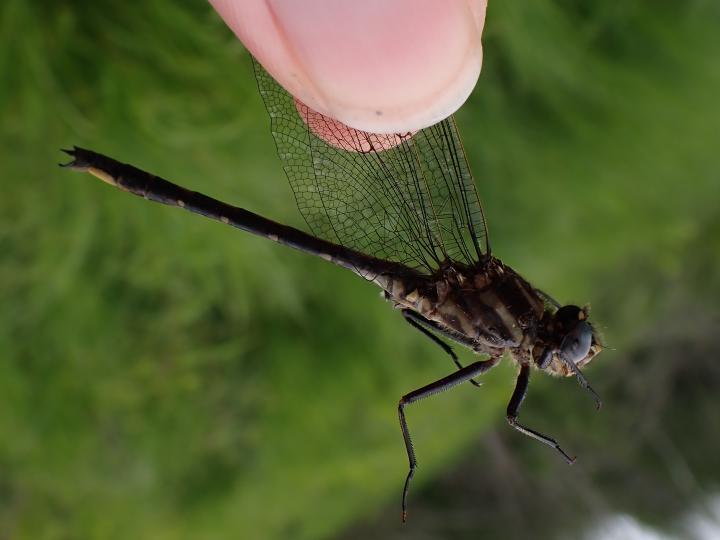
left=1, top=1, right=718, bottom=539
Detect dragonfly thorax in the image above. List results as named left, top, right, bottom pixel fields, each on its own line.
left=385, top=260, right=602, bottom=377
left=388, top=259, right=547, bottom=357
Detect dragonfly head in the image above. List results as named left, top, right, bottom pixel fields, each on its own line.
left=534, top=305, right=602, bottom=377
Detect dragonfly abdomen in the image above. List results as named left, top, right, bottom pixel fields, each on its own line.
left=62, top=147, right=420, bottom=282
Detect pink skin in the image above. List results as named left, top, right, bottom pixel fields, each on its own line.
left=209, top=0, right=486, bottom=148
left=294, top=98, right=415, bottom=152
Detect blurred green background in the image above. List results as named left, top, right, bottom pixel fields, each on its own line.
left=2, top=1, right=720, bottom=538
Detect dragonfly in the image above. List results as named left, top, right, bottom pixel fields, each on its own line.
left=61, top=60, right=603, bottom=521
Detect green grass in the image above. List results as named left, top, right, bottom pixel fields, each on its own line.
left=1, top=1, right=719, bottom=538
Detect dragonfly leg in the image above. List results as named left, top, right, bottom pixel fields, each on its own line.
left=398, top=355, right=501, bottom=522
left=558, top=355, right=603, bottom=410
left=401, top=309, right=481, bottom=387
left=506, top=363, right=575, bottom=464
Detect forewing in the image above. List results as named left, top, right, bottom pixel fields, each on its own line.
left=253, top=60, right=488, bottom=275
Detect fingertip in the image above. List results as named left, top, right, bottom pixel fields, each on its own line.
left=211, top=0, right=487, bottom=133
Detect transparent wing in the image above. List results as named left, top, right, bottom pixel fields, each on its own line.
left=254, top=60, right=489, bottom=275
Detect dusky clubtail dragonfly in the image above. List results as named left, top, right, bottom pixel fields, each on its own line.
left=61, top=60, right=602, bottom=521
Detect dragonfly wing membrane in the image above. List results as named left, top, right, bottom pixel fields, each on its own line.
left=253, top=60, right=488, bottom=275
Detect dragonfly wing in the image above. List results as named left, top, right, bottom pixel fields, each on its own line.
left=253, top=60, right=489, bottom=275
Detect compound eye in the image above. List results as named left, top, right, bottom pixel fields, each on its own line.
left=559, top=321, right=592, bottom=364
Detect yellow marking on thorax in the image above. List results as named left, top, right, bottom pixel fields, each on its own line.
left=436, top=301, right=476, bottom=336
left=220, top=216, right=230, bottom=224
left=386, top=281, right=429, bottom=313
left=387, top=279, right=407, bottom=298
left=268, top=234, right=279, bottom=242
left=405, top=289, right=420, bottom=303
left=177, top=200, right=186, bottom=208
left=417, top=297, right=433, bottom=314
left=481, top=290, right=522, bottom=343
left=516, top=278, right=544, bottom=318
